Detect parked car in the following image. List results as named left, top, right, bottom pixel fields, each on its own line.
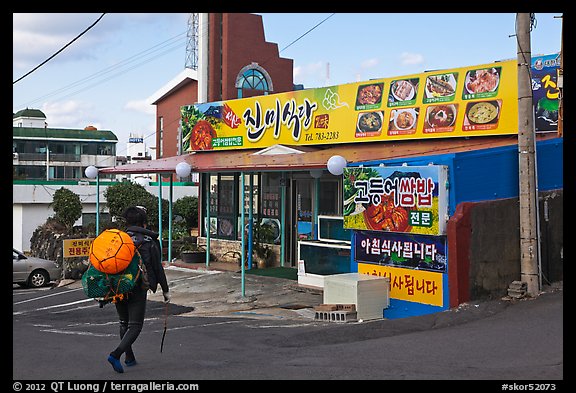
left=13, top=248, right=62, bottom=288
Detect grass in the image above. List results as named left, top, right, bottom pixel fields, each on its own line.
left=245, top=266, right=298, bottom=280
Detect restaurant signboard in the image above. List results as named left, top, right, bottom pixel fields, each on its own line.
left=180, top=60, right=518, bottom=152
left=342, top=165, right=449, bottom=236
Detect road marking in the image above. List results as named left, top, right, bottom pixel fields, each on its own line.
left=13, top=287, right=83, bottom=305
left=13, top=298, right=94, bottom=315
left=150, top=319, right=242, bottom=333
left=166, top=266, right=221, bottom=275
left=39, top=329, right=115, bottom=337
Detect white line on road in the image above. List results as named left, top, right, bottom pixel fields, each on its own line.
left=150, top=319, right=242, bottom=333
left=39, top=329, right=115, bottom=337
left=13, top=287, right=84, bottom=305
left=13, top=298, right=94, bottom=315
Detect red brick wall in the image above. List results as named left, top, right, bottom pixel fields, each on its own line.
left=156, top=13, right=294, bottom=159
left=208, top=13, right=223, bottom=102
left=155, top=80, right=198, bottom=160
left=218, top=13, right=294, bottom=100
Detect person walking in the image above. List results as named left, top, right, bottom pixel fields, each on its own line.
left=107, top=205, right=170, bottom=373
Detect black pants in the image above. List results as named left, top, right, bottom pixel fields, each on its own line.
left=110, top=285, right=147, bottom=360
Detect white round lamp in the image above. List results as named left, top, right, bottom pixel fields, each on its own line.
left=175, top=162, right=192, bottom=178
left=85, top=165, right=98, bottom=179
left=327, top=155, right=347, bottom=176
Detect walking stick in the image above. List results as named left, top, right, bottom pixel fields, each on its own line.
left=160, top=302, right=168, bottom=353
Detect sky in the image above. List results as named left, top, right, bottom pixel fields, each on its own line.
left=13, top=13, right=563, bottom=156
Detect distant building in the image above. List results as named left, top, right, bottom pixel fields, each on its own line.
left=13, top=108, right=117, bottom=181
left=12, top=109, right=197, bottom=253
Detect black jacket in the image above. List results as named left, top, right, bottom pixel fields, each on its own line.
left=126, top=226, right=169, bottom=294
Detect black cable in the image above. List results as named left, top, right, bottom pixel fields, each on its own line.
left=13, top=13, right=106, bottom=85
left=259, top=13, right=336, bottom=69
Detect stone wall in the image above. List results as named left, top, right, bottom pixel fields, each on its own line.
left=197, top=237, right=281, bottom=267
left=449, top=189, right=563, bottom=302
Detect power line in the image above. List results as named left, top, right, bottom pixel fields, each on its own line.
left=13, top=13, right=106, bottom=85
left=260, top=13, right=336, bottom=69
left=20, top=36, right=185, bottom=108
left=279, top=13, right=336, bottom=55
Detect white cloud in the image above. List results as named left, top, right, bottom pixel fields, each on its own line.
left=360, top=58, right=379, bottom=69
left=13, top=13, right=107, bottom=69
left=41, top=100, right=100, bottom=129
left=125, top=99, right=155, bottom=115
left=399, top=52, right=424, bottom=65
left=293, top=61, right=327, bottom=87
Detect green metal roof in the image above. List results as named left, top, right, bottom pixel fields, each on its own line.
left=13, top=108, right=46, bottom=119
left=13, top=127, right=118, bottom=142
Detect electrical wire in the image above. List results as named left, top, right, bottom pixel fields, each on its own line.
left=13, top=13, right=106, bottom=85
left=259, top=13, right=336, bottom=69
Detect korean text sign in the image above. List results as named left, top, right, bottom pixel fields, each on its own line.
left=358, top=263, right=444, bottom=307
left=355, top=230, right=447, bottom=273
left=63, top=238, right=93, bottom=258
left=180, top=60, right=518, bottom=152
left=342, top=165, right=449, bottom=235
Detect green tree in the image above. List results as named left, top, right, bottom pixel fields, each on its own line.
left=104, top=181, right=169, bottom=232
left=51, top=187, right=82, bottom=229
left=173, top=195, right=198, bottom=231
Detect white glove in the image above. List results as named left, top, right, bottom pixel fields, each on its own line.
left=163, top=291, right=171, bottom=304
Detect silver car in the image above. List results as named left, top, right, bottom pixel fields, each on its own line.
left=13, top=248, right=62, bottom=288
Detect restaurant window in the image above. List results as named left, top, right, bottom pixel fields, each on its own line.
left=206, top=174, right=238, bottom=240
left=318, top=179, right=341, bottom=215
left=238, top=174, right=260, bottom=241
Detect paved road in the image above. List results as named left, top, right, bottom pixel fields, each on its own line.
left=13, top=268, right=563, bottom=381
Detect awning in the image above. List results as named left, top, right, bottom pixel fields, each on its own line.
left=98, top=134, right=556, bottom=175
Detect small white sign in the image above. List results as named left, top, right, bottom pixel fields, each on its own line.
left=297, top=260, right=306, bottom=275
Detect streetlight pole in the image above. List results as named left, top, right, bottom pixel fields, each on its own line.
left=516, top=13, right=540, bottom=296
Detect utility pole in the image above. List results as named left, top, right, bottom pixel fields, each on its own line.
left=516, top=13, right=540, bottom=296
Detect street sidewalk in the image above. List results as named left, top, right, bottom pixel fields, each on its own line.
left=61, top=259, right=562, bottom=324
left=146, top=260, right=324, bottom=321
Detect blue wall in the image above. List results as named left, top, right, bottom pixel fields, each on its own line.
left=348, top=137, right=563, bottom=319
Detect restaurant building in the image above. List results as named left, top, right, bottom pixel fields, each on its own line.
left=100, top=15, right=563, bottom=319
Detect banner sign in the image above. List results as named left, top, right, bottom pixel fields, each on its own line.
left=531, top=53, right=560, bottom=132
left=180, top=60, right=518, bottom=152
left=355, top=230, right=447, bottom=273
left=63, top=238, right=93, bottom=258
left=343, top=165, right=449, bottom=235
left=358, top=263, right=444, bottom=306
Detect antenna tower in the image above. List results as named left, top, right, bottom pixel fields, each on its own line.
left=185, top=13, right=199, bottom=70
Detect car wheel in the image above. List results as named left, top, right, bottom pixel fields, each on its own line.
left=28, top=270, right=49, bottom=288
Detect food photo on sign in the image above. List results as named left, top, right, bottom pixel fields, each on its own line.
left=423, top=72, right=458, bottom=103
left=423, top=104, right=458, bottom=133
left=388, top=78, right=419, bottom=107
left=180, top=104, right=221, bottom=151
left=388, top=107, right=419, bottom=135
left=355, top=82, right=384, bottom=111
left=462, top=66, right=501, bottom=99
left=355, top=111, right=384, bottom=137
left=463, top=100, right=502, bottom=131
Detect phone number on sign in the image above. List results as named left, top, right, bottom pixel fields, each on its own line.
left=313, top=131, right=340, bottom=141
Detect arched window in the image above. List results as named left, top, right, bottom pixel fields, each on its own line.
left=235, top=63, right=273, bottom=99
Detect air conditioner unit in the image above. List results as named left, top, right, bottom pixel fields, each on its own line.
left=12, top=152, right=19, bottom=159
